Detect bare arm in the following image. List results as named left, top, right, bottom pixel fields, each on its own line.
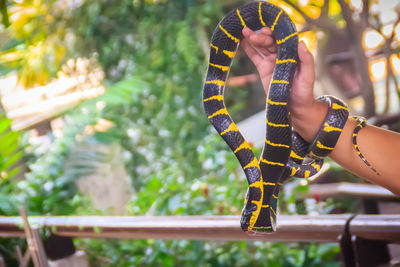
left=293, top=97, right=400, bottom=195
left=241, top=28, right=400, bottom=195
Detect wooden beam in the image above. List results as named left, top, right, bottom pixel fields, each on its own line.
left=307, top=183, right=397, bottom=199
left=0, top=215, right=355, bottom=242
left=0, top=215, right=398, bottom=243
left=350, top=215, right=400, bottom=242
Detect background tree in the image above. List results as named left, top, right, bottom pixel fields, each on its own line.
left=278, top=0, right=400, bottom=117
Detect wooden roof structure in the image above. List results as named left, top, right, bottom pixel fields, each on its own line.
left=0, top=58, right=105, bottom=131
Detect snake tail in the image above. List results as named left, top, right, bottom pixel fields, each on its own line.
left=351, top=117, right=380, bottom=175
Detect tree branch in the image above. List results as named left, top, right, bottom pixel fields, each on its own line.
left=384, top=55, right=391, bottom=113
left=367, top=14, right=381, bottom=32
left=320, top=0, right=330, bottom=19
left=389, top=18, right=400, bottom=42
left=360, top=0, right=370, bottom=27
left=337, top=0, right=357, bottom=30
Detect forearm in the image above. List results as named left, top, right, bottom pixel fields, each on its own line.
left=292, top=101, right=400, bottom=195
left=330, top=119, right=400, bottom=195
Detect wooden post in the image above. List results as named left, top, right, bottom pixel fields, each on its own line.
left=15, top=245, right=30, bottom=267
left=19, top=208, right=48, bottom=267
left=31, top=226, right=48, bottom=267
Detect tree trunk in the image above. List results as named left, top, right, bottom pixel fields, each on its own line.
left=351, top=35, right=376, bottom=117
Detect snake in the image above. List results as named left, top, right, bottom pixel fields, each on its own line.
left=203, top=1, right=377, bottom=233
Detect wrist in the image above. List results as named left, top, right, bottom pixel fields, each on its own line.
left=291, top=100, right=328, bottom=142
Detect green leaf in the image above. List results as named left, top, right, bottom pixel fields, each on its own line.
left=0, top=0, right=10, bottom=28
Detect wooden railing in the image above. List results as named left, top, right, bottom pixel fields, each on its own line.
left=0, top=214, right=399, bottom=242
left=0, top=214, right=399, bottom=266
left=0, top=215, right=350, bottom=242
left=306, top=182, right=397, bottom=199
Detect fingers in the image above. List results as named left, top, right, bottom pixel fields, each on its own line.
left=241, top=27, right=278, bottom=93
left=250, top=28, right=277, bottom=54
left=241, top=36, right=275, bottom=91
left=241, top=28, right=316, bottom=98
left=242, top=27, right=277, bottom=55
left=241, top=29, right=317, bottom=114
left=241, top=27, right=277, bottom=68
left=241, top=36, right=264, bottom=67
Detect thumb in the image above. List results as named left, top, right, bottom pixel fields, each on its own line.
left=296, top=41, right=315, bottom=89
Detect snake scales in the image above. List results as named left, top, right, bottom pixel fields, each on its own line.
left=203, top=1, right=376, bottom=233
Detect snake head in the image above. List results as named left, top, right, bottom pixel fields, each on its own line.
left=240, top=211, right=253, bottom=232
left=240, top=189, right=258, bottom=232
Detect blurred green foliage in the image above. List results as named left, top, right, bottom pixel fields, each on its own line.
left=0, top=111, right=29, bottom=266
left=0, top=0, right=344, bottom=265
left=0, top=111, right=26, bottom=185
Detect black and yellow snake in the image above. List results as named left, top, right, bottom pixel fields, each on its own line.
left=203, top=1, right=377, bottom=233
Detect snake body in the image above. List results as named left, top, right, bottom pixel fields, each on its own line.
left=204, top=1, right=298, bottom=233
left=203, top=1, right=375, bottom=233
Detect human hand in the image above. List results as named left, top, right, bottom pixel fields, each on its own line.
left=241, top=27, right=328, bottom=142
left=240, top=29, right=400, bottom=192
